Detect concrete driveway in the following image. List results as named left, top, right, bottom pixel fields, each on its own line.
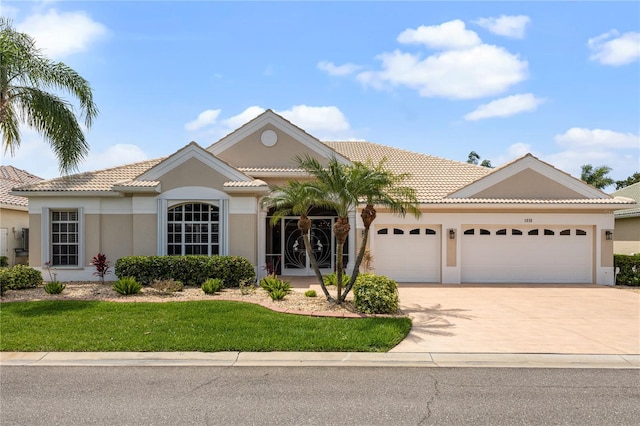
left=391, top=284, right=640, bottom=355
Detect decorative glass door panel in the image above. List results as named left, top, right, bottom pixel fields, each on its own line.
left=282, top=217, right=334, bottom=275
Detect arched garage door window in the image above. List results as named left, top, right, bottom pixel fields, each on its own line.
left=168, top=202, right=219, bottom=255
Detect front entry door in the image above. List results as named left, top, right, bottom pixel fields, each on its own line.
left=282, top=217, right=334, bottom=276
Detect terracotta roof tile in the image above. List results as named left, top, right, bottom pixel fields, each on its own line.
left=0, top=166, right=42, bottom=207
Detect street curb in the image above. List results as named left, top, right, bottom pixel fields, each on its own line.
left=1, top=352, right=638, bottom=369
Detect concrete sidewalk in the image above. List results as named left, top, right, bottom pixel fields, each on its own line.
left=2, top=351, right=639, bottom=369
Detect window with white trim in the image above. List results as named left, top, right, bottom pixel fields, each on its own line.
left=51, top=210, right=79, bottom=266
left=167, top=202, right=220, bottom=255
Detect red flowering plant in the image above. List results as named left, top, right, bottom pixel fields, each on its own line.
left=90, top=253, right=111, bottom=283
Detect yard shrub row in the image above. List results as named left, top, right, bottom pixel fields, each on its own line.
left=114, top=255, right=255, bottom=287
left=0, top=265, right=42, bottom=295
left=614, top=254, right=640, bottom=286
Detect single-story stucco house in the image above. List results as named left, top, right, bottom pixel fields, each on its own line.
left=11, top=110, right=637, bottom=285
left=611, top=182, right=640, bottom=255
left=0, top=166, right=42, bottom=266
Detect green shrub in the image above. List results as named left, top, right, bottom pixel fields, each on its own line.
left=615, top=254, right=640, bottom=286
left=239, top=279, right=256, bottom=295
left=151, top=278, right=184, bottom=293
left=202, top=278, right=223, bottom=295
left=113, top=277, right=142, bottom=295
left=269, top=288, right=287, bottom=301
left=323, top=272, right=350, bottom=287
left=352, top=274, right=400, bottom=314
left=0, top=256, right=8, bottom=267
left=0, top=268, right=8, bottom=296
left=260, top=275, right=291, bottom=293
left=44, top=281, right=66, bottom=295
left=1, top=264, right=42, bottom=290
left=114, top=255, right=255, bottom=287
left=304, top=289, right=317, bottom=298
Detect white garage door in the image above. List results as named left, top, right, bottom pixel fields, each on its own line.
left=461, top=226, right=592, bottom=283
left=373, top=226, right=440, bottom=282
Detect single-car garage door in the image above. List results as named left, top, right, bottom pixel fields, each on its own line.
left=373, top=226, right=440, bottom=282
left=461, top=226, right=592, bottom=283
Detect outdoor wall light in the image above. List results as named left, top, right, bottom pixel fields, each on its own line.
left=449, top=229, right=456, bottom=240
left=605, top=230, right=613, bottom=240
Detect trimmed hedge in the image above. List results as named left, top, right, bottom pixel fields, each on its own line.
left=614, top=254, right=640, bottom=286
left=352, top=274, right=400, bottom=314
left=114, top=255, right=256, bottom=287
left=0, top=265, right=43, bottom=293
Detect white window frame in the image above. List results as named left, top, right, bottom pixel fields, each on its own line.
left=156, top=187, right=229, bottom=256
left=41, top=207, right=84, bottom=268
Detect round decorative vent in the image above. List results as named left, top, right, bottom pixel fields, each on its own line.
left=260, top=130, right=278, bottom=147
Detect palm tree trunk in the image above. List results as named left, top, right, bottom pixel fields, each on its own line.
left=342, top=205, right=376, bottom=300
left=299, top=215, right=333, bottom=301
left=334, top=216, right=350, bottom=303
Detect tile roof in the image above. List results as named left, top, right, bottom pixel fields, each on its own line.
left=0, top=166, right=42, bottom=208
left=611, top=182, right=640, bottom=218
left=324, top=141, right=491, bottom=202
left=13, top=158, right=165, bottom=193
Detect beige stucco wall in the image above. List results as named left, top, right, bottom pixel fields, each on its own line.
left=473, top=169, right=587, bottom=199
left=614, top=217, right=640, bottom=254
left=217, top=125, right=327, bottom=169
left=601, top=228, right=614, bottom=267
left=132, top=214, right=158, bottom=256
left=159, top=157, right=232, bottom=192
left=100, top=215, right=134, bottom=262
left=28, top=213, right=42, bottom=266
left=0, top=208, right=31, bottom=265
left=229, top=214, right=257, bottom=264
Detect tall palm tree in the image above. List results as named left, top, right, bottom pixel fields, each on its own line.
left=0, top=18, right=98, bottom=174
left=260, top=180, right=334, bottom=300
left=580, top=164, right=614, bottom=190
left=296, top=155, right=421, bottom=303
left=340, top=158, right=420, bottom=300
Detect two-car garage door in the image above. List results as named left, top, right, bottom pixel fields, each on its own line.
left=461, top=226, right=592, bottom=283
left=373, top=226, right=440, bottom=282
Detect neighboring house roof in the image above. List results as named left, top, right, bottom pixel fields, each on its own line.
left=0, top=165, right=42, bottom=209
left=611, top=182, right=640, bottom=218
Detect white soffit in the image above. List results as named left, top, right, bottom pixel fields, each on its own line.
left=207, top=110, right=351, bottom=164
left=136, top=142, right=252, bottom=182
left=447, top=154, right=610, bottom=200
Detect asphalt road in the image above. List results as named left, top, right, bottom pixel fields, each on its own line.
left=1, top=366, right=638, bottom=425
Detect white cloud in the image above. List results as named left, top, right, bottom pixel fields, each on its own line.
left=185, top=109, right=222, bottom=131
left=555, top=128, right=640, bottom=149
left=588, top=30, right=640, bottom=66
left=464, top=93, right=545, bottom=121
left=357, top=44, right=528, bottom=99
left=221, top=106, right=266, bottom=130
left=81, top=144, right=148, bottom=172
left=16, top=8, right=108, bottom=59
left=474, top=15, right=531, bottom=39
left=317, top=61, right=362, bottom=76
left=507, top=142, right=532, bottom=158
left=397, top=20, right=481, bottom=50
left=277, top=105, right=350, bottom=135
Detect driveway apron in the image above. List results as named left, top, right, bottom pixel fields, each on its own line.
left=391, top=285, right=640, bottom=355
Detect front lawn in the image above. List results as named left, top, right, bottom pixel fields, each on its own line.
left=0, top=300, right=411, bottom=352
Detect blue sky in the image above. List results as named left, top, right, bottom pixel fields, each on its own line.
left=1, top=1, right=639, bottom=189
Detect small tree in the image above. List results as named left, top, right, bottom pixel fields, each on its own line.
left=615, top=172, right=640, bottom=190
left=90, top=253, right=111, bottom=283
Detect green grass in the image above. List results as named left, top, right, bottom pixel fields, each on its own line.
left=0, top=300, right=411, bottom=352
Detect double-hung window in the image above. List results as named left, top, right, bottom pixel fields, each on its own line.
left=50, top=210, right=80, bottom=266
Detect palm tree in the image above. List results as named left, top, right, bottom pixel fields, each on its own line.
left=580, top=164, right=614, bottom=190
left=260, top=180, right=334, bottom=300
left=0, top=18, right=98, bottom=174
left=340, top=158, right=420, bottom=301
left=296, top=155, right=421, bottom=303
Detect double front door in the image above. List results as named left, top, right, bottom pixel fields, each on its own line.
left=282, top=217, right=335, bottom=276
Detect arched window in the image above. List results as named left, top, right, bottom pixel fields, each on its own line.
left=496, top=229, right=507, bottom=235
left=560, top=229, right=571, bottom=236
left=425, top=228, right=436, bottom=235
left=377, top=228, right=388, bottom=235
left=410, top=228, right=420, bottom=235
left=512, top=229, right=523, bottom=235
left=393, top=228, right=404, bottom=235
left=528, top=229, right=539, bottom=235
left=480, top=229, right=490, bottom=235
left=576, top=229, right=587, bottom=236
left=544, top=229, right=555, bottom=236
left=168, top=203, right=220, bottom=255
left=464, top=229, right=475, bottom=235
